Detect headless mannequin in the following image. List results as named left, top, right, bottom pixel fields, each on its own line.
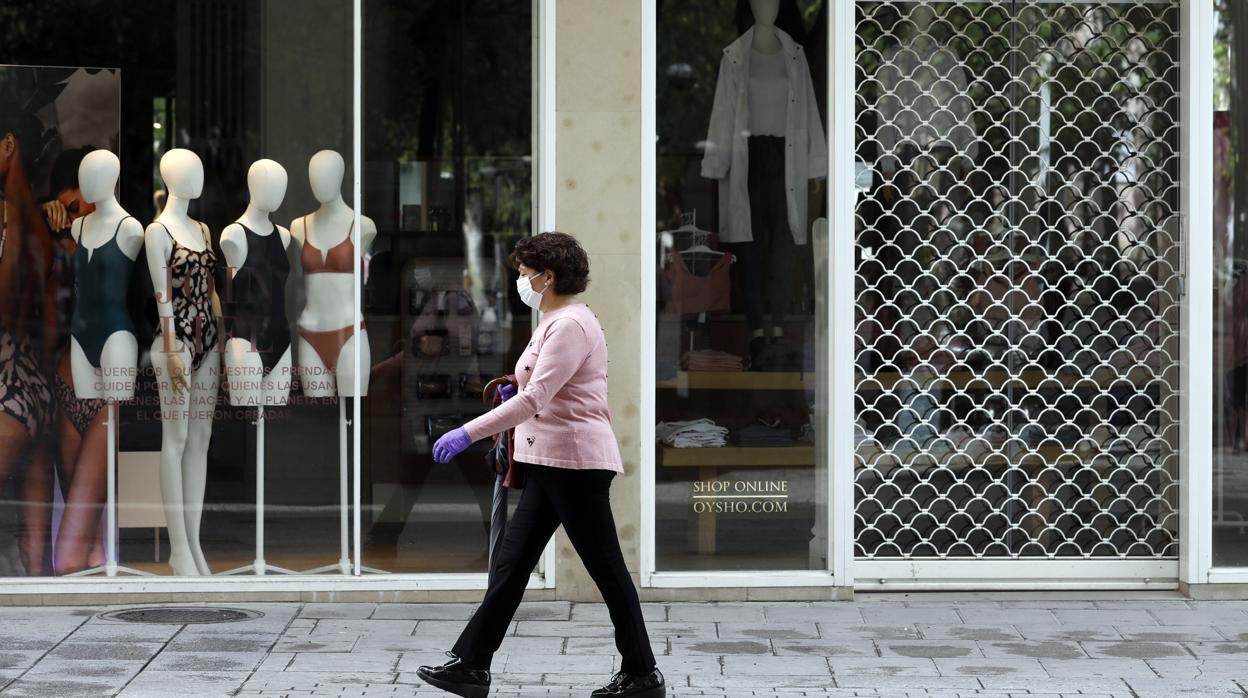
left=221, top=159, right=293, bottom=406
left=144, top=148, right=219, bottom=576
left=70, top=150, right=142, bottom=400
left=292, top=149, right=376, bottom=398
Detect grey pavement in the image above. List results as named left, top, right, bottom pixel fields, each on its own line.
left=0, top=596, right=1246, bottom=696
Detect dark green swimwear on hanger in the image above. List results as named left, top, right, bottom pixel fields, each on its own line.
left=71, top=215, right=136, bottom=367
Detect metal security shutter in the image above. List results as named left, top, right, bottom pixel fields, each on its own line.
left=853, top=0, right=1181, bottom=570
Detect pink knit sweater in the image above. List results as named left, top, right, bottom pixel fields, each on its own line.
left=463, top=303, right=623, bottom=473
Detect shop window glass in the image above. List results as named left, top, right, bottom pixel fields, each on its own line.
left=1213, top=0, right=1248, bottom=566
left=653, top=0, right=831, bottom=571
left=0, top=0, right=533, bottom=578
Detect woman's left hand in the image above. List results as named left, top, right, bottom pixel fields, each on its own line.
left=432, top=427, right=472, bottom=463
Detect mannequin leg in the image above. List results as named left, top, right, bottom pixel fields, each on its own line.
left=152, top=343, right=196, bottom=575
left=336, top=330, right=371, bottom=397
left=182, top=351, right=220, bottom=576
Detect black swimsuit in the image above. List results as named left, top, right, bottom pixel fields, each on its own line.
left=71, top=216, right=136, bottom=368
left=157, top=222, right=218, bottom=371
left=224, top=223, right=290, bottom=375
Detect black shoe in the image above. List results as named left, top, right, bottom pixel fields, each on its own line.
left=591, top=668, right=665, bottom=697
left=415, top=652, right=490, bottom=698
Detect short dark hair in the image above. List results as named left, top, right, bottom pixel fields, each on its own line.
left=508, top=231, right=590, bottom=296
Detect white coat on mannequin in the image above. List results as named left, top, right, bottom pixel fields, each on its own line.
left=70, top=150, right=142, bottom=401
left=143, top=148, right=219, bottom=576
left=291, top=149, right=376, bottom=398
left=220, top=159, right=293, bottom=407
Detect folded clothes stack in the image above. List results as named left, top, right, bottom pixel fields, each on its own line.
left=681, top=350, right=745, bottom=372
left=734, top=423, right=796, bottom=447
left=656, top=418, right=729, bottom=448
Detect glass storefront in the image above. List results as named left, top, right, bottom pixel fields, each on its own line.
left=1212, top=0, right=1248, bottom=568
left=0, top=0, right=535, bottom=577
left=652, top=0, right=830, bottom=572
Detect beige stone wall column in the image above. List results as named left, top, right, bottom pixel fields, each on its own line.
left=551, top=0, right=644, bottom=600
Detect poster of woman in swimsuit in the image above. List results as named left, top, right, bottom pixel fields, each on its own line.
left=0, top=65, right=120, bottom=576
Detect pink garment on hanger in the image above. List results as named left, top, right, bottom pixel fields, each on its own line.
left=664, top=251, right=732, bottom=317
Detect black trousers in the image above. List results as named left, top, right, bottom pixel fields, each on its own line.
left=736, top=135, right=798, bottom=330
left=452, top=463, right=656, bottom=675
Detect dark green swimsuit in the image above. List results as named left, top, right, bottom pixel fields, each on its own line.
left=71, top=216, right=135, bottom=367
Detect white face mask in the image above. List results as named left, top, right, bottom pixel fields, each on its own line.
left=516, top=272, right=545, bottom=310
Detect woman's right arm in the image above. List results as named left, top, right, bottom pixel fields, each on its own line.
left=462, top=318, right=587, bottom=441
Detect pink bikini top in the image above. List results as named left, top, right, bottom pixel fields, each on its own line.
left=301, top=216, right=356, bottom=274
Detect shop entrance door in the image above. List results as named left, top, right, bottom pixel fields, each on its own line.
left=850, top=0, right=1181, bottom=587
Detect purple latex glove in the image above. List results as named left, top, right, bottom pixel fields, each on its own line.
left=433, top=427, right=472, bottom=463
left=499, top=383, right=516, bottom=402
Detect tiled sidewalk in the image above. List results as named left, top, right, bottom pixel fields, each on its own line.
left=0, top=596, right=1246, bottom=696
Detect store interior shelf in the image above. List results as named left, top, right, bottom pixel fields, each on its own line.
left=656, top=371, right=814, bottom=391
left=855, top=366, right=1161, bottom=391
left=658, top=445, right=815, bottom=467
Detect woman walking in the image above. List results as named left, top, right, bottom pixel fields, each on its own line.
left=418, top=232, right=664, bottom=698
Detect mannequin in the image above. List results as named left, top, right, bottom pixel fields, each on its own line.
left=144, top=148, right=220, bottom=576
left=702, top=0, right=826, bottom=369
left=291, top=149, right=376, bottom=575
left=221, top=159, right=293, bottom=406
left=292, top=149, right=376, bottom=397
left=70, top=150, right=142, bottom=400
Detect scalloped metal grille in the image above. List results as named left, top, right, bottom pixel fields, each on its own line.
left=853, top=0, right=1181, bottom=560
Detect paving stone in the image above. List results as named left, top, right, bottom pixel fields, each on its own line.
left=117, top=670, right=247, bottom=697
left=511, top=602, right=572, bottom=621
left=1151, top=609, right=1248, bottom=626
left=876, top=640, right=983, bottom=659
left=1012, top=625, right=1123, bottom=642
left=145, top=651, right=267, bottom=672
left=562, top=636, right=668, bottom=655
left=571, top=603, right=667, bottom=623
left=827, top=657, right=940, bottom=677
left=667, top=603, right=767, bottom=623
left=917, top=624, right=1023, bottom=641
left=670, top=637, right=772, bottom=655
left=0, top=651, right=47, bottom=671
left=1112, top=624, right=1230, bottom=642
left=67, top=622, right=181, bottom=643
left=1052, top=610, right=1157, bottom=626
left=763, top=603, right=864, bottom=625
left=931, top=657, right=1048, bottom=677
left=1039, top=658, right=1157, bottom=677
left=298, top=603, right=377, bottom=619
left=1145, top=658, right=1248, bottom=679
left=978, top=641, right=1087, bottom=660
left=272, top=637, right=360, bottom=653
left=954, top=608, right=1060, bottom=625
left=46, top=641, right=163, bottom=661
left=240, top=671, right=401, bottom=689
left=977, top=677, right=1132, bottom=693
left=315, top=619, right=417, bottom=636
left=499, top=653, right=614, bottom=674
left=772, top=639, right=877, bottom=657
left=686, top=672, right=836, bottom=689
left=369, top=603, right=478, bottom=621
left=1081, top=641, right=1193, bottom=660
left=23, top=658, right=144, bottom=680
left=720, top=655, right=831, bottom=675
left=2, top=676, right=130, bottom=697
left=286, top=651, right=401, bottom=673
left=717, top=622, right=820, bottom=640
left=164, top=634, right=277, bottom=653
left=817, top=624, right=922, bottom=640
left=859, top=608, right=962, bottom=625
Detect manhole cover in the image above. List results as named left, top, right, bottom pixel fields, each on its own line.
left=97, top=607, right=263, bottom=625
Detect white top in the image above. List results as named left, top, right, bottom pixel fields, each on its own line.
left=748, top=48, right=788, bottom=137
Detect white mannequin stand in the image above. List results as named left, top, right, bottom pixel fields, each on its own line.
left=218, top=159, right=296, bottom=577
left=291, top=150, right=384, bottom=575
left=65, top=151, right=151, bottom=578
left=145, top=148, right=219, bottom=576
